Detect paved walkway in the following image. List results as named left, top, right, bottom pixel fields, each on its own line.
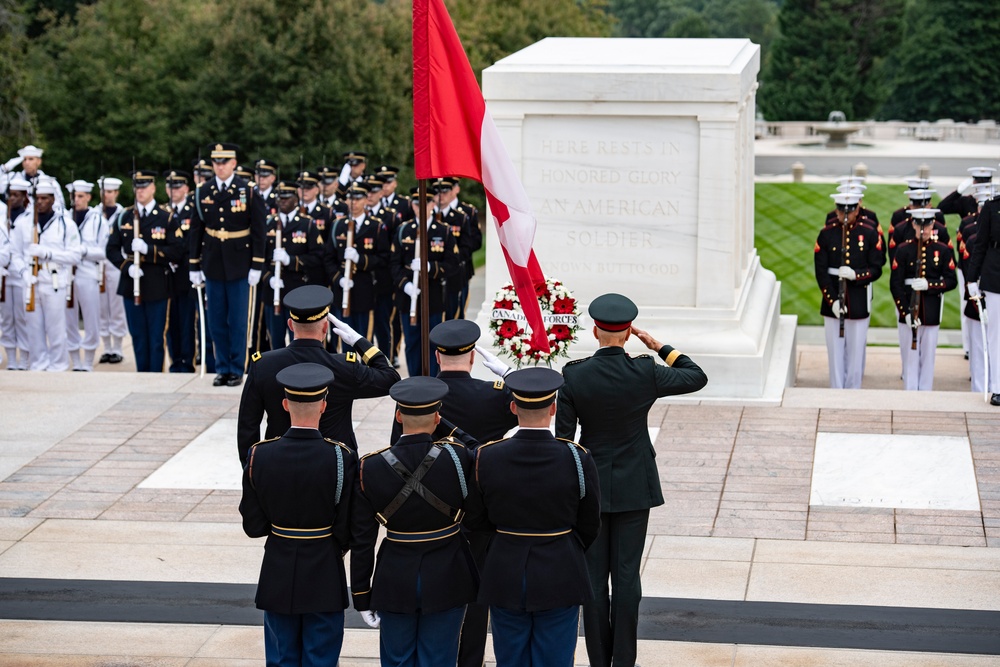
left=0, top=329, right=998, bottom=665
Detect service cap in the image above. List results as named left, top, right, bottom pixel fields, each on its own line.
left=282, top=285, right=333, bottom=322
left=276, top=363, right=334, bottom=403
left=275, top=180, right=298, bottom=197
left=390, top=376, right=448, bottom=415
left=504, top=367, right=563, bottom=409
left=429, top=320, right=480, bottom=355
left=910, top=208, right=940, bottom=224
left=589, top=293, right=638, bottom=332
left=904, top=188, right=935, bottom=202
left=968, top=167, right=996, bottom=181
left=254, top=159, right=277, bottom=175
left=163, top=170, right=190, bottom=187
left=208, top=143, right=239, bottom=160
left=345, top=185, right=368, bottom=200
left=131, top=170, right=157, bottom=187
left=343, top=151, right=367, bottom=166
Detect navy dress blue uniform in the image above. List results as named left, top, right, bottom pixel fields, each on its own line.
left=163, top=171, right=197, bottom=373
left=240, top=363, right=357, bottom=667
left=465, top=368, right=601, bottom=667
left=237, top=286, right=400, bottom=465
left=390, top=196, right=459, bottom=377
left=555, top=294, right=707, bottom=667
left=105, top=173, right=185, bottom=372
left=350, top=377, right=478, bottom=667
left=188, top=143, right=267, bottom=383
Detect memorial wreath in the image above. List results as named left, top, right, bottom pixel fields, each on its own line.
left=489, top=278, right=580, bottom=366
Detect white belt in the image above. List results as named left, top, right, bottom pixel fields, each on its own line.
left=904, top=279, right=919, bottom=285
left=828, top=268, right=843, bottom=276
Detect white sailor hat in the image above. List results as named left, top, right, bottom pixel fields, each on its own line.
left=8, top=175, right=30, bottom=191
left=905, top=178, right=932, bottom=189
left=968, top=167, right=996, bottom=180
left=17, top=145, right=43, bottom=158
left=34, top=177, right=58, bottom=195
left=98, top=177, right=123, bottom=191
left=830, top=193, right=862, bottom=207
left=904, top=188, right=935, bottom=201
left=836, top=184, right=867, bottom=194
left=67, top=180, right=94, bottom=194
left=836, top=176, right=866, bottom=185
left=910, top=208, right=939, bottom=222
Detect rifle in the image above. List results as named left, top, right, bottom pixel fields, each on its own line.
left=909, top=225, right=923, bottom=351
left=132, top=160, right=141, bottom=306
left=66, top=172, right=76, bottom=310
left=342, top=210, right=355, bottom=317
left=97, top=165, right=106, bottom=293
left=838, top=212, right=847, bottom=338
left=1, top=178, right=8, bottom=303
left=410, top=209, right=420, bottom=325
left=273, top=204, right=283, bottom=316
left=26, top=182, right=39, bottom=313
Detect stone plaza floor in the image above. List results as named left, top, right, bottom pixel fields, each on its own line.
left=0, top=326, right=998, bottom=665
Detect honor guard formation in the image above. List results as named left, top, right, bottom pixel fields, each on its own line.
left=814, top=167, right=1000, bottom=399
left=233, top=287, right=707, bottom=666
left=0, top=144, right=481, bottom=382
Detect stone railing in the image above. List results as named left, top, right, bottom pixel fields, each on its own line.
left=755, top=119, right=1000, bottom=143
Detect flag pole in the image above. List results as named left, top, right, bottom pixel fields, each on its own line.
left=419, top=179, right=431, bottom=375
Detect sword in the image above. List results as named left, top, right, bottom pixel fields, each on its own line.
left=196, top=282, right=207, bottom=378
left=975, top=296, right=989, bottom=403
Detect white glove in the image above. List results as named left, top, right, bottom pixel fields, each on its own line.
left=189, top=270, right=205, bottom=286
left=27, top=243, right=51, bottom=260
left=838, top=266, right=856, bottom=281
left=128, top=265, right=144, bottom=279
left=968, top=281, right=981, bottom=299
left=409, top=257, right=421, bottom=272
left=272, top=247, right=290, bottom=266
left=475, top=344, right=512, bottom=378
left=831, top=300, right=842, bottom=319
left=981, top=305, right=990, bottom=327
left=0, top=266, right=7, bottom=278
left=327, top=313, right=362, bottom=346
left=269, top=276, right=284, bottom=290
left=958, top=177, right=975, bottom=196
left=911, top=277, right=928, bottom=292
left=22, top=271, right=37, bottom=287
left=343, top=246, right=360, bottom=263
left=131, top=238, right=149, bottom=255
left=2, top=156, right=23, bottom=173
left=247, top=269, right=261, bottom=287
left=905, top=312, right=921, bottom=328
left=360, top=610, right=380, bottom=629
left=403, top=282, right=420, bottom=298
left=339, top=277, right=353, bottom=290
left=338, top=162, right=353, bottom=186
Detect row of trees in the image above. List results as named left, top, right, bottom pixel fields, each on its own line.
left=2, top=0, right=1000, bottom=183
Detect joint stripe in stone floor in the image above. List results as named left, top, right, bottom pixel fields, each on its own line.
left=1, top=578, right=998, bottom=655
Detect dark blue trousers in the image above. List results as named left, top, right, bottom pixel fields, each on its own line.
left=379, top=605, right=465, bottom=667
left=123, top=298, right=168, bottom=373
left=374, top=292, right=394, bottom=358
left=263, top=609, right=344, bottom=667
left=343, top=309, right=374, bottom=347
left=490, top=605, right=580, bottom=667
left=194, top=288, right=216, bottom=373
left=402, top=311, right=442, bottom=377
left=265, top=305, right=292, bottom=350
left=167, top=290, right=196, bottom=372
left=445, top=280, right=469, bottom=320
left=205, top=278, right=249, bottom=377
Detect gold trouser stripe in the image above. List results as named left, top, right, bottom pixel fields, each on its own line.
left=496, top=528, right=571, bottom=537
left=362, top=346, right=380, bottom=364
left=665, top=349, right=681, bottom=366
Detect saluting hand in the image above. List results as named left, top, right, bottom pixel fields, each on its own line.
left=630, top=325, right=662, bottom=352
left=327, top=313, right=363, bottom=346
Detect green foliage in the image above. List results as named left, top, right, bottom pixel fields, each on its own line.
left=759, top=0, right=905, bottom=121
left=20, top=0, right=611, bottom=190
left=755, top=182, right=961, bottom=329
left=0, top=0, right=36, bottom=157
left=879, top=0, right=1000, bottom=121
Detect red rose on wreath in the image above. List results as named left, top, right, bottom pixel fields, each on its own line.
left=552, top=297, right=575, bottom=314
left=498, top=321, right=519, bottom=339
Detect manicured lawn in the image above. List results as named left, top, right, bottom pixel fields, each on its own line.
left=755, top=182, right=964, bottom=329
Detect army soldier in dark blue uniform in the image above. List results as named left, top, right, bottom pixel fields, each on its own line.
left=350, top=376, right=477, bottom=667
left=297, top=170, right=333, bottom=234
left=467, top=367, right=600, bottom=667
left=891, top=209, right=958, bottom=390
left=378, top=164, right=413, bottom=224
left=327, top=185, right=389, bottom=341
left=237, top=285, right=399, bottom=466
left=163, top=170, right=197, bottom=372
left=433, top=178, right=482, bottom=320
left=335, top=151, right=367, bottom=198
left=240, top=362, right=357, bottom=667
left=556, top=293, right=707, bottom=667
left=106, top=170, right=185, bottom=372
left=253, top=159, right=278, bottom=218
left=188, top=143, right=266, bottom=387
left=262, top=181, right=324, bottom=350
left=390, top=187, right=458, bottom=377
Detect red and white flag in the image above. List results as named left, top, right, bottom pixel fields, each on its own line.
left=413, top=0, right=551, bottom=354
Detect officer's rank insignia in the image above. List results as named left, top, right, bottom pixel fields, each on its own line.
left=292, top=231, right=307, bottom=244
left=252, top=351, right=262, bottom=362
left=346, top=351, right=357, bottom=363
left=151, top=227, right=166, bottom=240
left=493, top=380, right=504, bottom=390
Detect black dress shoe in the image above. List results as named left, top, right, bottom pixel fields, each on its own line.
left=226, top=375, right=243, bottom=387
left=108, top=353, right=123, bottom=364
left=213, top=374, right=229, bottom=387
left=991, top=393, right=1000, bottom=407
left=99, top=353, right=111, bottom=364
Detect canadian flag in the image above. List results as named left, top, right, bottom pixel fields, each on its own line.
left=413, top=0, right=551, bottom=354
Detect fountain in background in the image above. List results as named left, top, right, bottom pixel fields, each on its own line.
left=815, top=110, right=861, bottom=148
